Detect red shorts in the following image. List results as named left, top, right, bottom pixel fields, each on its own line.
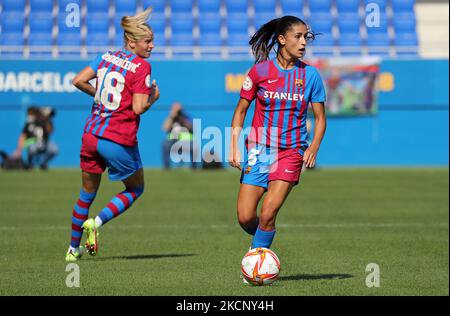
left=80, top=133, right=143, bottom=181
left=80, top=133, right=106, bottom=174
left=268, top=148, right=304, bottom=185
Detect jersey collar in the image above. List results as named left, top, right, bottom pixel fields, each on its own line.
left=272, top=57, right=301, bottom=73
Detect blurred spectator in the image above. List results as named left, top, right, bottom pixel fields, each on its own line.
left=11, top=106, right=58, bottom=170
left=161, top=102, right=197, bottom=169
left=0, top=150, right=25, bottom=170
left=202, top=150, right=223, bottom=169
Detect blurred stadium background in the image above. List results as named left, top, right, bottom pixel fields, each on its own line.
left=0, top=0, right=445, bottom=58
left=0, top=0, right=448, bottom=167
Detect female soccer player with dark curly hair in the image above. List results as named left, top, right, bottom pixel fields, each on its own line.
left=65, top=8, right=160, bottom=261
left=229, top=16, right=327, bottom=258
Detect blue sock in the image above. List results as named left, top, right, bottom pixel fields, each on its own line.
left=70, top=189, right=96, bottom=248
left=97, top=187, right=144, bottom=225
left=251, top=226, right=276, bottom=249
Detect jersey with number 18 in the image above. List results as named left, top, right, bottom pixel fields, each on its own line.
left=84, top=50, right=152, bottom=146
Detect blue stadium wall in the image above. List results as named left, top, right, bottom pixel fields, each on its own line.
left=0, top=59, right=448, bottom=167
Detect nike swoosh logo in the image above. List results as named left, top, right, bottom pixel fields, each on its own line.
left=285, top=169, right=295, bottom=173
left=268, top=79, right=278, bottom=83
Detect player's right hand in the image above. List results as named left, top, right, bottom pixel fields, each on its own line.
left=228, top=148, right=242, bottom=171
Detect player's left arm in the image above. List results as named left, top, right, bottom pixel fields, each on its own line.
left=131, top=62, right=160, bottom=115
left=132, top=80, right=160, bottom=115
left=72, top=66, right=97, bottom=97
left=303, top=102, right=326, bottom=168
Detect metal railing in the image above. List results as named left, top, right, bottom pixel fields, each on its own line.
left=0, top=45, right=420, bottom=59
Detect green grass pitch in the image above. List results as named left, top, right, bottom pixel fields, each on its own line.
left=0, top=168, right=448, bottom=295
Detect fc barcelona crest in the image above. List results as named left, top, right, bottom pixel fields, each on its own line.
left=295, top=79, right=303, bottom=87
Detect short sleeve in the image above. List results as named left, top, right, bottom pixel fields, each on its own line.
left=240, top=65, right=259, bottom=102
left=88, top=54, right=103, bottom=73
left=131, top=61, right=152, bottom=95
left=311, top=69, right=326, bottom=103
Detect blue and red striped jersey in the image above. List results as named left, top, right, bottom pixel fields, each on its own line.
left=240, top=59, right=326, bottom=149
left=84, top=49, right=152, bottom=146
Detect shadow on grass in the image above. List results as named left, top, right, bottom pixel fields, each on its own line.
left=279, top=273, right=354, bottom=281
left=91, top=254, right=197, bottom=261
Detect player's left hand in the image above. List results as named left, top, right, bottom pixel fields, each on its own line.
left=149, top=80, right=160, bottom=104
left=303, top=145, right=319, bottom=168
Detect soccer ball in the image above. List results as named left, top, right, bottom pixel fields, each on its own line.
left=241, top=247, right=281, bottom=286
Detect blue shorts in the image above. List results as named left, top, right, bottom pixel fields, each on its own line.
left=80, top=133, right=142, bottom=181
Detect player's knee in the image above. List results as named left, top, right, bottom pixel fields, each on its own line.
left=238, top=214, right=259, bottom=235
left=237, top=206, right=256, bottom=226
left=83, top=184, right=98, bottom=194
left=238, top=213, right=255, bottom=227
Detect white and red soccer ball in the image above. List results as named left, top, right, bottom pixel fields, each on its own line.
left=241, top=248, right=281, bottom=286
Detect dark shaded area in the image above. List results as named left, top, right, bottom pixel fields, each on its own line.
left=92, top=253, right=197, bottom=261
left=279, top=273, right=354, bottom=281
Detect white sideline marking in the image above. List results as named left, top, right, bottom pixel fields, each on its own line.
left=0, top=223, right=447, bottom=231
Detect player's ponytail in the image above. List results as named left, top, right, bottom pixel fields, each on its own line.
left=121, top=7, right=153, bottom=44
left=249, top=16, right=314, bottom=64
left=249, top=18, right=280, bottom=64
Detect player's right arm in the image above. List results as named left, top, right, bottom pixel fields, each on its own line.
left=72, top=66, right=97, bottom=97
left=229, top=97, right=251, bottom=170
left=229, top=66, right=258, bottom=170
left=73, top=53, right=104, bottom=97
